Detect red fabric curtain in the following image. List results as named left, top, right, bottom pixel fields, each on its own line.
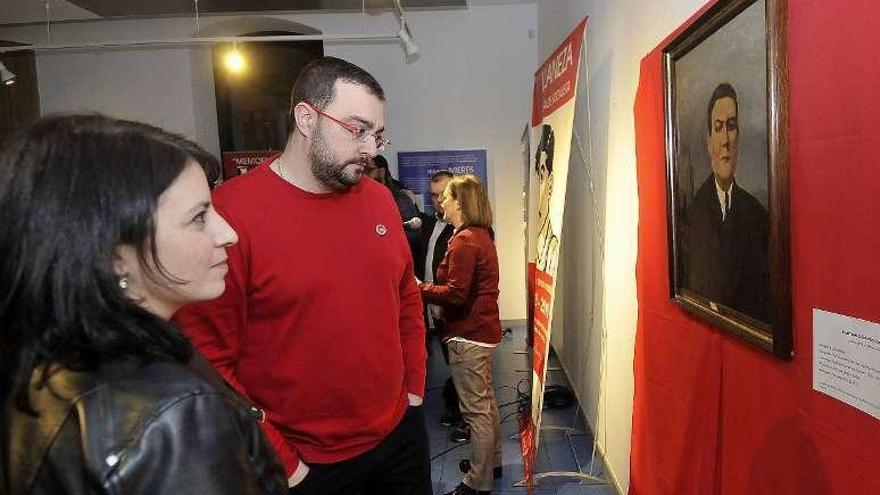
left=630, top=1, right=880, bottom=493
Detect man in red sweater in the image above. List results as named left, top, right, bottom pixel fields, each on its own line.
left=175, top=57, right=429, bottom=494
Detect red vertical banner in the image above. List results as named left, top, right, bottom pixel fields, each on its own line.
left=521, top=17, right=588, bottom=491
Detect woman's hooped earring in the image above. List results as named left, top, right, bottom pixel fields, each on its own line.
left=119, top=277, right=128, bottom=290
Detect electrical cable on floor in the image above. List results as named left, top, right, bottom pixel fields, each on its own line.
left=500, top=409, right=521, bottom=425
left=496, top=398, right=525, bottom=409
left=429, top=356, right=583, bottom=468
left=430, top=378, right=533, bottom=461
left=430, top=439, right=470, bottom=461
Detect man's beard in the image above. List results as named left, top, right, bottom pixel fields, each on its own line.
left=308, top=125, right=368, bottom=191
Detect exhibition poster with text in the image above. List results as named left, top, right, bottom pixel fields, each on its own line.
left=521, top=17, right=588, bottom=490
left=397, top=150, right=488, bottom=215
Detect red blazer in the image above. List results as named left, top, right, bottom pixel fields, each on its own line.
left=420, top=226, right=501, bottom=344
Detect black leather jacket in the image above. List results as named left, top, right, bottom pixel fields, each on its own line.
left=1, top=354, right=287, bottom=494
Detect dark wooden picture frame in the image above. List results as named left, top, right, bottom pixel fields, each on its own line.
left=663, top=0, right=791, bottom=358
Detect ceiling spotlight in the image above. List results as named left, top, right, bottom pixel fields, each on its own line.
left=393, top=0, right=420, bottom=60
left=224, top=43, right=246, bottom=74
left=0, top=61, right=16, bottom=86
left=398, top=20, right=420, bottom=58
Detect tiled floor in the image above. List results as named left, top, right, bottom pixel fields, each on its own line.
left=426, top=327, right=618, bottom=495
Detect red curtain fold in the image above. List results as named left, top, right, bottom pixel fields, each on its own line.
left=631, top=0, right=880, bottom=493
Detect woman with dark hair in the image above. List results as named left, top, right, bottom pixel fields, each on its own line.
left=0, top=114, right=287, bottom=494
left=419, top=175, right=502, bottom=495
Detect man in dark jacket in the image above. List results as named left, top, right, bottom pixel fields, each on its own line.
left=415, top=170, right=455, bottom=285
left=415, top=170, right=461, bottom=429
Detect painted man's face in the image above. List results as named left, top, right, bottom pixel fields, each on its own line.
left=706, top=96, right=739, bottom=188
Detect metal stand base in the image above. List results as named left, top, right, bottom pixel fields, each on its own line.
left=512, top=422, right=606, bottom=488
left=513, top=470, right=605, bottom=487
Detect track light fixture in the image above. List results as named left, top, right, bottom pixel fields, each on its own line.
left=398, top=18, right=419, bottom=58
left=0, top=2, right=421, bottom=63
left=393, top=0, right=420, bottom=60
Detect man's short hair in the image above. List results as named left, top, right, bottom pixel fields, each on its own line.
left=706, top=83, right=738, bottom=131
left=430, top=170, right=454, bottom=183
left=290, top=56, right=385, bottom=112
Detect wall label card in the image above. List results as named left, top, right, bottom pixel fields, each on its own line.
left=813, top=308, right=880, bottom=420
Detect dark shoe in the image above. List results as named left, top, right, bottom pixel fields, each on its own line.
left=458, top=459, right=503, bottom=479
left=440, top=411, right=461, bottom=427
left=442, top=482, right=490, bottom=495
left=450, top=423, right=470, bottom=442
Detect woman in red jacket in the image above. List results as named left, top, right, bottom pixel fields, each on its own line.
left=420, top=174, right=501, bottom=495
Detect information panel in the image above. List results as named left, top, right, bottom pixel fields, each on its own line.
left=814, top=308, right=880, bottom=421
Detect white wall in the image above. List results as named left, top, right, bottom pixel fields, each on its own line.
left=323, top=5, right=537, bottom=322
left=35, top=47, right=212, bottom=144
left=0, top=4, right=536, bottom=320
left=537, top=1, right=710, bottom=493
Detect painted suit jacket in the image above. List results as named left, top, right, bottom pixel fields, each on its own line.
left=685, top=174, right=771, bottom=323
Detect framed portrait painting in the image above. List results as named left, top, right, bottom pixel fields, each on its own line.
left=663, top=0, right=791, bottom=358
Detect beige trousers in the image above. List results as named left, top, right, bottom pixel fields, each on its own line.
left=447, top=340, right=501, bottom=491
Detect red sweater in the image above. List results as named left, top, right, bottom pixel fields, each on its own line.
left=174, top=159, right=426, bottom=476
left=421, top=226, right=502, bottom=345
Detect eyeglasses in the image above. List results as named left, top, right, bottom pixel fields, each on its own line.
left=302, top=100, right=390, bottom=151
